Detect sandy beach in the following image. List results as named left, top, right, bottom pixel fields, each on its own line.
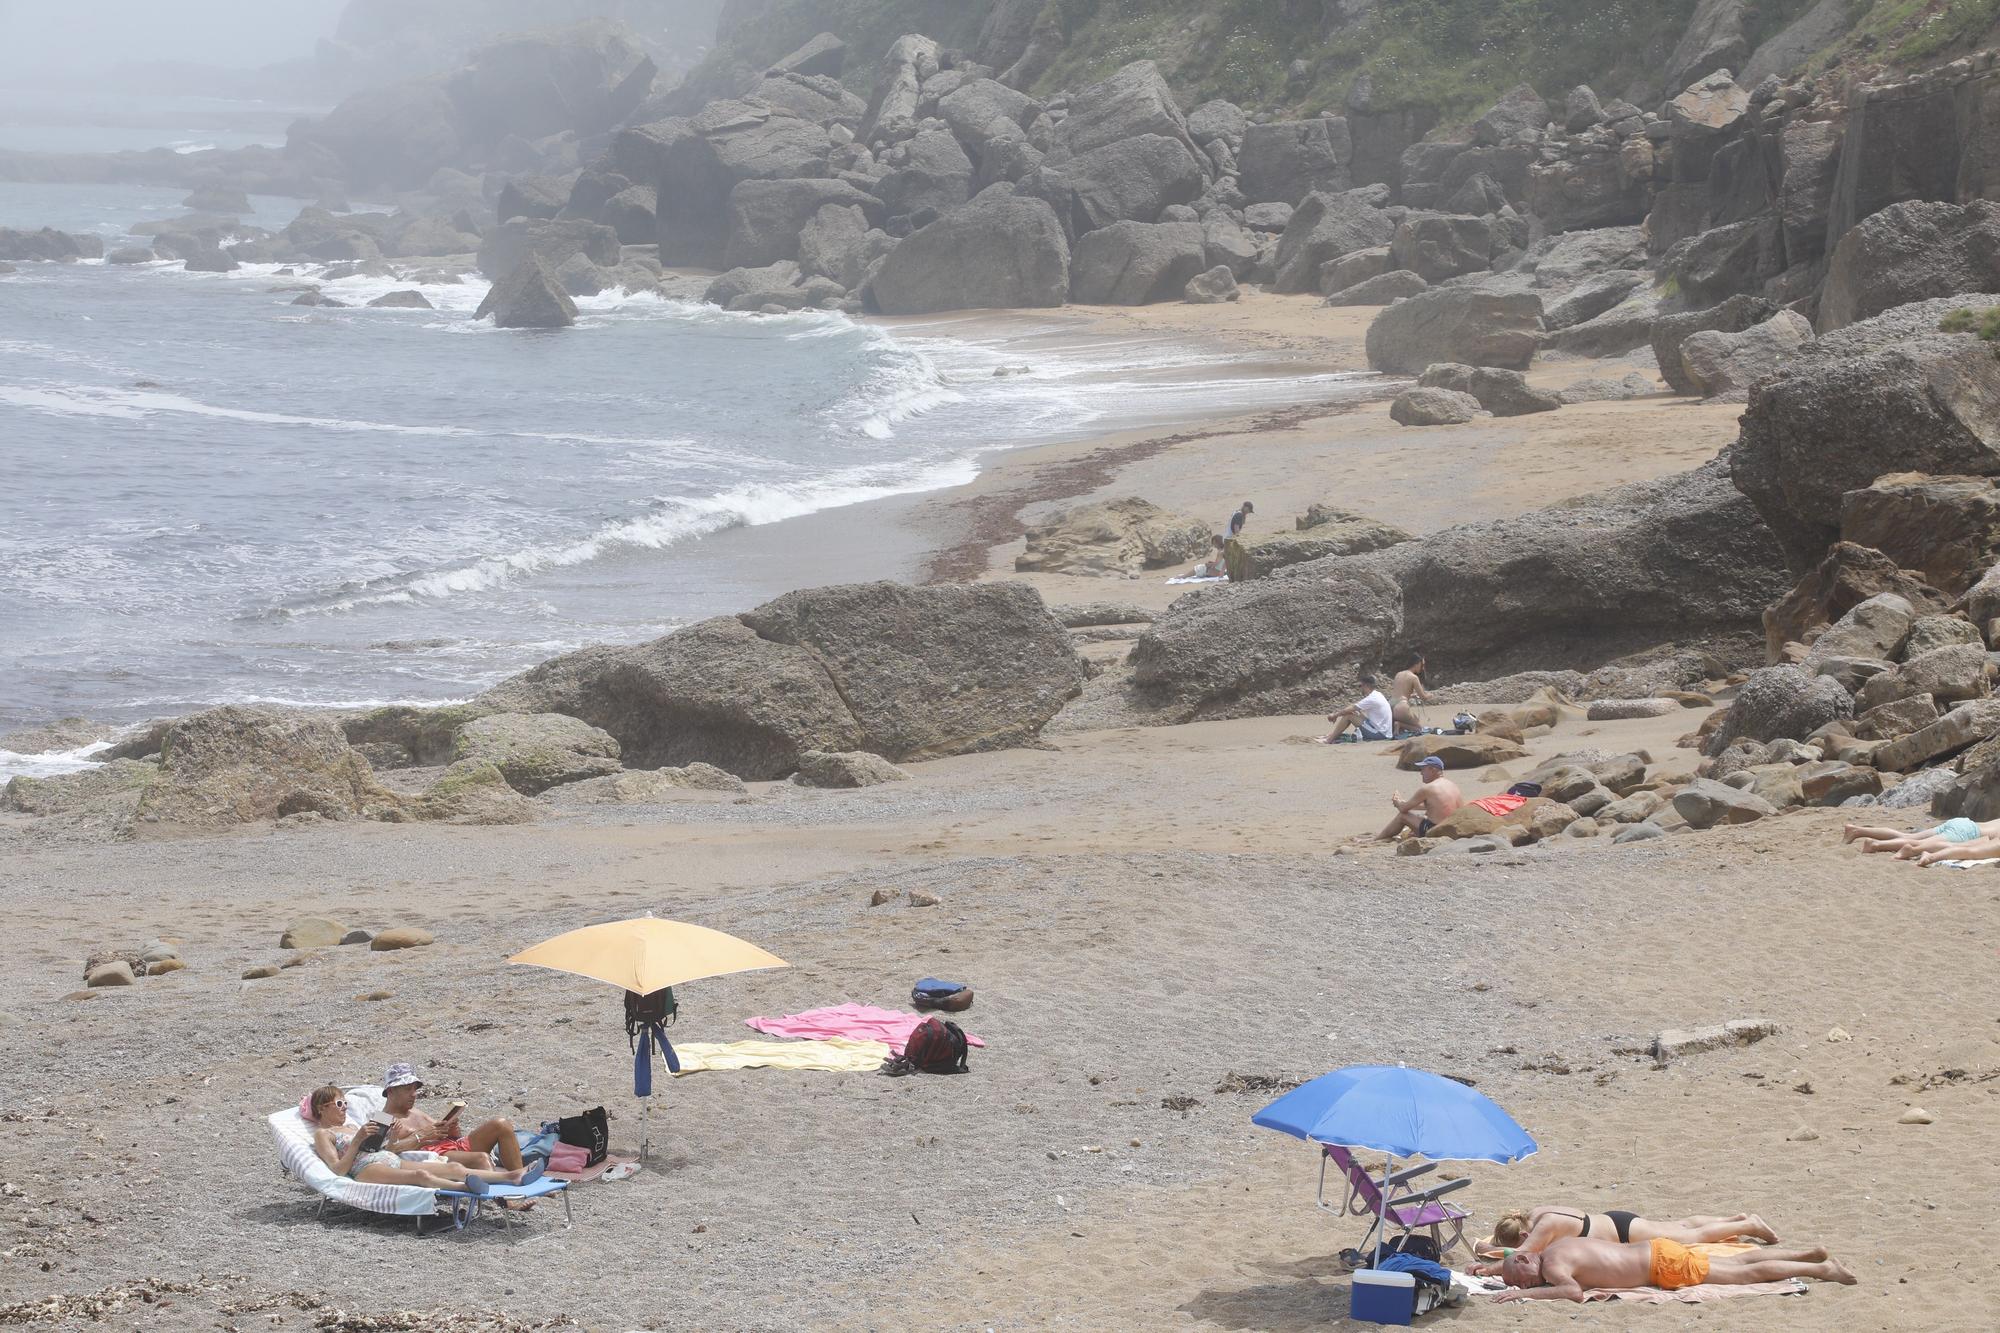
left=3, top=292, right=1995, bottom=1332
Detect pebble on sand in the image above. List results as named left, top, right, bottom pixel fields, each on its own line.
left=145, top=959, right=186, bottom=976
left=869, top=889, right=895, bottom=907
left=280, top=917, right=347, bottom=949
left=242, top=964, right=281, bottom=979
left=1826, top=1026, right=1852, bottom=1042
left=85, top=961, right=136, bottom=988
left=369, top=927, right=434, bottom=951
left=356, top=990, right=393, bottom=1002
left=340, top=929, right=373, bottom=946
left=1787, top=1125, right=1819, bottom=1141
left=1898, top=1107, right=1935, bottom=1125
left=908, top=891, right=941, bottom=908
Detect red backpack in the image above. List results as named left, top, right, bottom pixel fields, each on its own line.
left=887, top=1017, right=969, bottom=1075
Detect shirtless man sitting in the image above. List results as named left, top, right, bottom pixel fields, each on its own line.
left=1377, top=756, right=1463, bottom=839
left=1494, top=1236, right=1855, bottom=1302
left=377, top=1061, right=523, bottom=1172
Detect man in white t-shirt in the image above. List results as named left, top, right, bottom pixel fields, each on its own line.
left=1318, top=674, right=1394, bottom=744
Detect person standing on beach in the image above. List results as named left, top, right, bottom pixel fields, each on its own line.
left=1227, top=500, right=1254, bottom=541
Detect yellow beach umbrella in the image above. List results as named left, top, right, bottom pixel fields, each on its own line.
left=507, top=915, right=789, bottom=1161
left=507, top=915, right=789, bottom=993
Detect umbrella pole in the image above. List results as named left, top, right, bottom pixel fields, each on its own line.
left=1373, top=1156, right=1392, bottom=1270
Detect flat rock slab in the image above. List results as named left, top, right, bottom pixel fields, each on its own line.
left=1586, top=698, right=1680, bottom=720
left=1653, top=1018, right=1780, bottom=1063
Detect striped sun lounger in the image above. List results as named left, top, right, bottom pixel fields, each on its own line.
left=270, top=1085, right=456, bottom=1232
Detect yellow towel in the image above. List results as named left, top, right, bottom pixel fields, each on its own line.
left=669, top=1037, right=891, bottom=1075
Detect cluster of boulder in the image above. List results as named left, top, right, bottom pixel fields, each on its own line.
left=2, top=580, right=1080, bottom=839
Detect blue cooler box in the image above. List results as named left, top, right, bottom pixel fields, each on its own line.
left=1351, top=1268, right=1416, bottom=1325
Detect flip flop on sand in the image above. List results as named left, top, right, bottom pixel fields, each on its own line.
left=601, top=1162, right=641, bottom=1182
left=519, top=1161, right=546, bottom=1188
left=459, top=1173, right=490, bottom=1196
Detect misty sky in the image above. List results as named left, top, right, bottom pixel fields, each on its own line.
left=0, top=0, right=346, bottom=73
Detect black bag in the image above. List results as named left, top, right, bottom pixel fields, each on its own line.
left=557, top=1105, right=609, bottom=1166
left=893, top=1017, right=969, bottom=1075
left=1384, top=1233, right=1441, bottom=1263
left=624, top=985, right=677, bottom=1039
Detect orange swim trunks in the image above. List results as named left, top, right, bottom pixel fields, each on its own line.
left=1649, top=1238, right=1712, bottom=1289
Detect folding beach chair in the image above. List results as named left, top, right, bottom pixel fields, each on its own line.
left=438, top=1177, right=573, bottom=1237
left=1318, top=1143, right=1472, bottom=1257
left=270, top=1086, right=461, bottom=1234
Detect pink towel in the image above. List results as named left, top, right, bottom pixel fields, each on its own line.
left=746, top=1004, right=985, bottom=1055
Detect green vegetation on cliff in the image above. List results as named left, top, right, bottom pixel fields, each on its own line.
left=695, top=0, right=1997, bottom=126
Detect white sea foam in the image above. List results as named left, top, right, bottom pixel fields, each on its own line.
left=0, top=380, right=707, bottom=453
left=0, top=740, right=111, bottom=781
left=274, top=460, right=980, bottom=618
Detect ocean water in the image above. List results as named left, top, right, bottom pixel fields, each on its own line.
left=1, top=177, right=1381, bottom=779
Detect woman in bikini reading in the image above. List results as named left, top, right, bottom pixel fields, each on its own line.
left=306, top=1085, right=539, bottom=1195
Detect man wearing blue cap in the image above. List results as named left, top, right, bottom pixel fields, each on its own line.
left=1378, top=755, right=1463, bottom=840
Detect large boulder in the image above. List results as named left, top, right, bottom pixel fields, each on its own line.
left=496, top=175, right=568, bottom=224
left=480, top=618, right=860, bottom=780
left=1064, top=134, right=1205, bottom=233
left=1840, top=474, right=2000, bottom=597
left=1679, top=310, right=1814, bottom=401
left=863, top=35, right=941, bottom=141
left=134, top=707, right=397, bottom=830
left=657, top=106, right=832, bottom=268
left=1802, top=592, right=1914, bottom=667
left=474, top=255, right=578, bottom=328
left=1777, top=118, right=1842, bottom=265
left=476, top=217, right=619, bottom=280
left=1236, top=118, right=1352, bottom=204
left=1129, top=566, right=1406, bottom=721
left=723, top=178, right=880, bottom=269
left=1704, top=666, right=1854, bottom=757
left=797, top=204, right=890, bottom=288
left=1416, top=364, right=1561, bottom=417
left=736, top=582, right=1085, bottom=762
left=451, top=713, right=621, bottom=795
left=445, top=20, right=653, bottom=146
left=1673, top=776, right=1777, bottom=830
left=1657, top=216, right=1788, bottom=308
left=1015, top=497, right=1209, bottom=576
left=1389, top=215, right=1494, bottom=283
left=867, top=195, right=1070, bottom=314
left=2, top=760, right=157, bottom=817
left=1242, top=513, right=1414, bottom=577
left=1819, top=200, right=2000, bottom=332
left=1390, top=387, right=1482, bottom=426
left=1053, top=61, right=1195, bottom=162
left=1732, top=295, right=2000, bottom=568
left=1762, top=542, right=1951, bottom=658
left=288, top=78, right=463, bottom=191
left=1651, top=294, right=1778, bottom=395
left=1472, top=85, right=1550, bottom=146
left=481, top=582, right=1082, bottom=776
left=1131, top=459, right=1788, bottom=718
left=1664, top=0, right=1750, bottom=95
left=1070, top=221, right=1207, bottom=305
left=1856, top=643, right=1992, bottom=713
left=1326, top=270, right=1429, bottom=306
left=1270, top=189, right=1397, bottom=294
left=407, top=761, right=539, bottom=826
left=876, top=128, right=976, bottom=220
left=1365, top=288, right=1543, bottom=373
left=0, top=227, right=105, bottom=262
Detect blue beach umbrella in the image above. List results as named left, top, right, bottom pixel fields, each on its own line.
left=1253, top=1065, right=1536, bottom=1266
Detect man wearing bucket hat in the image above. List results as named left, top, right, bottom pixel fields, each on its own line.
left=1377, top=755, right=1463, bottom=840
left=378, top=1062, right=525, bottom=1172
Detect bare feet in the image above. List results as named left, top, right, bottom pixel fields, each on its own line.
left=1841, top=824, right=1861, bottom=843
left=1739, top=1213, right=1778, bottom=1244
left=1824, top=1258, right=1858, bottom=1285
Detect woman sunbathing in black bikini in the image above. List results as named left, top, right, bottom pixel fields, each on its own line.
left=1472, top=1205, right=1777, bottom=1265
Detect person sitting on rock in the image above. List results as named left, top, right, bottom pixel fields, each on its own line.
left=1319, top=674, right=1393, bottom=743
left=377, top=1062, right=525, bottom=1173
left=1188, top=535, right=1230, bottom=578
left=307, top=1085, right=534, bottom=1194
left=1472, top=1205, right=1778, bottom=1262
left=1843, top=817, right=1990, bottom=858
left=1378, top=756, right=1463, bottom=840
left=1491, top=1236, right=1854, bottom=1302
left=1390, top=651, right=1437, bottom=736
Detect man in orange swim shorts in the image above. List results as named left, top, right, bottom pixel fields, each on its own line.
left=1494, top=1236, right=1858, bottom=1301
